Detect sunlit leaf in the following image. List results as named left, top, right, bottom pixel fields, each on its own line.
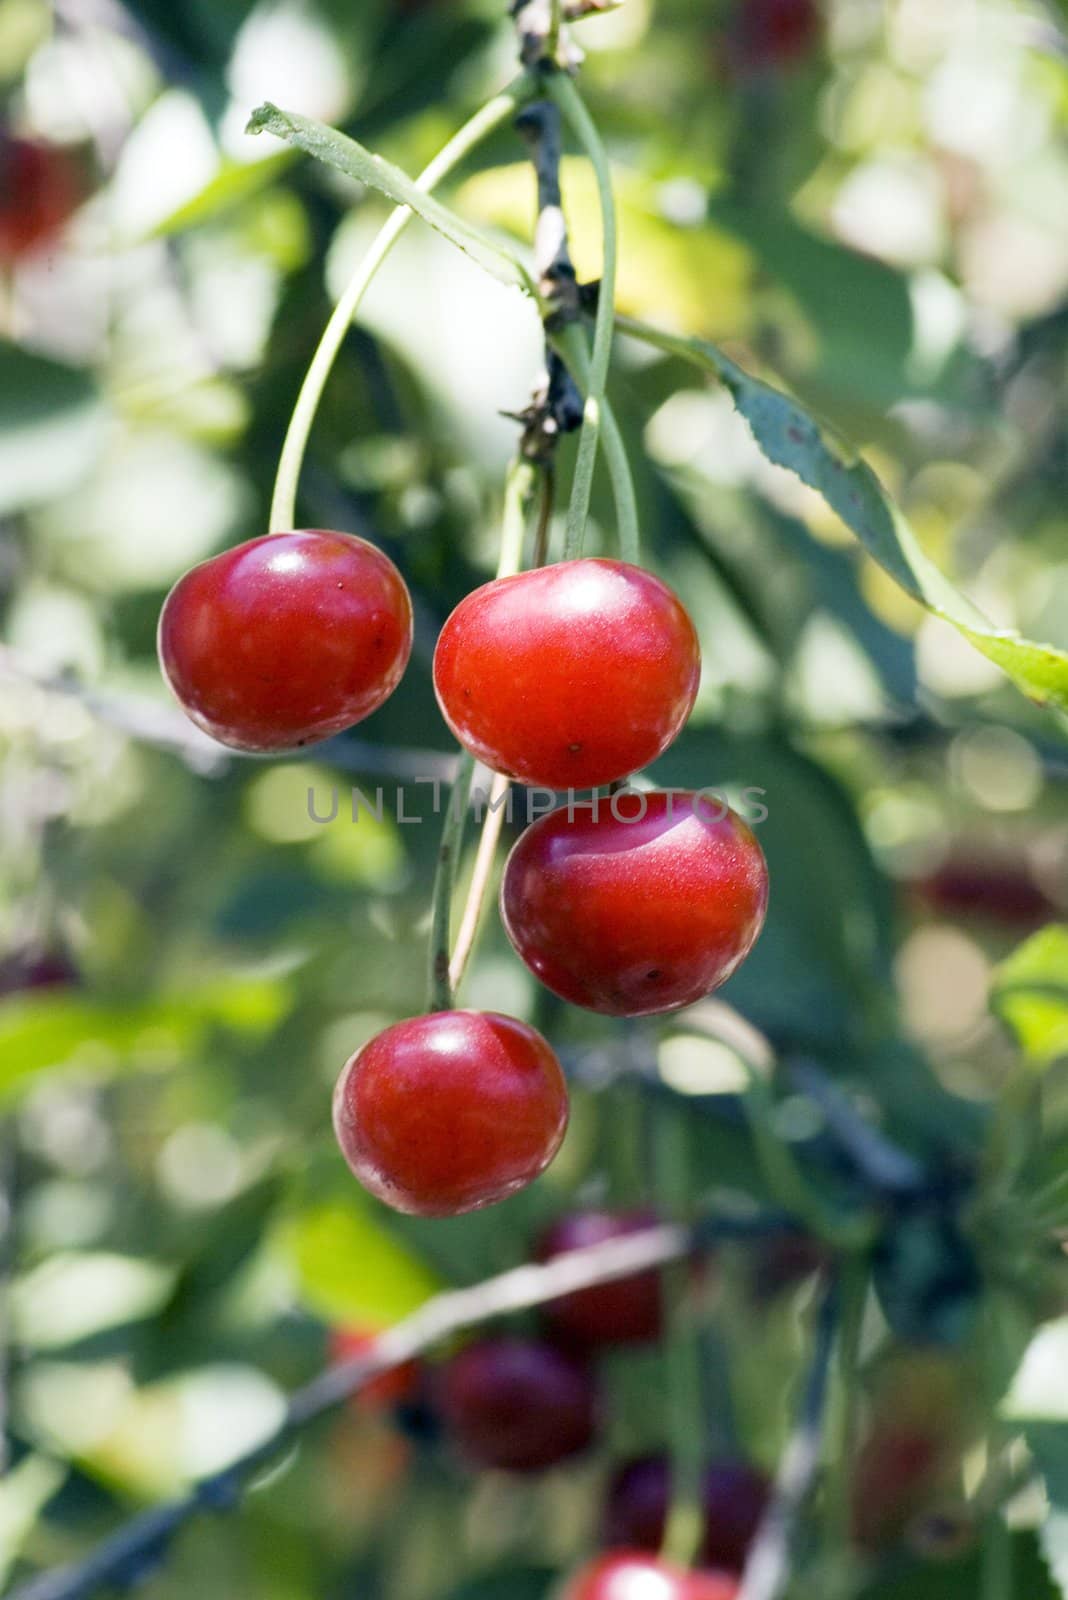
left=12, top=1253, right=175, bottom=1349
left=0, top=1456, right=67, bottom=1588
left=991, top=926, right=1068, bottom=1067
left=0, top=978, right=293, bottom=1099
left=276, top=1199, right=443, bottom=1325
left=459, top=159, right=753, bottom=337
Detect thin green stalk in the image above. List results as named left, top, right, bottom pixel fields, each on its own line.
left=532, top=462, right=555, bottom=566
left=268, top=79, right=532, bottom=533
left=547, top=72, right=618, bottom=558
left=655, top=1102, right=705, bottom=1570
left=427, top=751, right=475, bottom=1013
left=824, top=1256, right=867, bottom=1558
left=981, top=1296, right=1014, bottom=1600
left=497, top=456, right=539, bottom=581
left=443, top=457, right=538, bottom=1001
left=554, top=322, right=639, bottom=561
left=546, top=0, right=563, bottom=60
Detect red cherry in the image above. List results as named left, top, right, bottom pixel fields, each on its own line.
left=158, top=530, right=413, bottom=752
left=603, top=1456, right=770, bottom=1573
left=332, top=1011, right=569, bottom=1216
left=433, top=558, right=700, bottom=790
left=730, top=0, right=821, bottom=72
left=439, top=1336, right=597, bottom=1473
left=562, top=1552, right=740, bottom=1600
left=536, top=1210, right=663, bottom=1346
left=0, top=135, right=83, bottom=262
left=500, top=792, right=768, bottom=1017
left=328, top=1327, right=421, bottom=1411
left=911, top=857, right=1055, bottom=927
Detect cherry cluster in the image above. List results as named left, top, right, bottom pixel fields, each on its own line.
left=159, top=529, right=768, bottom=1215
left=332, top=1208, right=771, bottom=1600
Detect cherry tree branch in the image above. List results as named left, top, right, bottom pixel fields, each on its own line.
left=7, top=1213, right=792, bottom=1600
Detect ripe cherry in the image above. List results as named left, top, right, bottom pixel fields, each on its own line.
left=912, top=856, right=1055, bottom=928
left=332, top=1011, right=569, bottom=1216
left=729, top=0, right=822, bottom=73
left=328, top=1327, right=422, bottom=1412
left=501, top=792, right=768, bottom=1016
left=536, top=1210, right=663, bottom=1347
left=0, top=135, right=83, bottom=262
left=158, top=530, right=413, bottom=752
left=603, top=1455, right=770, bottom=1573
left=562, top=1552, right=740, bottom=1600
left=439, top=1336, right=597, bottom=1473
left=433, top=558, right=700, bottom=791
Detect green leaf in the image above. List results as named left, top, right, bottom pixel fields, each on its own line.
left=1004, top=1318, right=1068, bottom=1428
left=1002, top=1319, right=1068, bottom=1595
left=990, top=926, right=1068, bottom=1067
left=12, top=1252, right=175, bottom=1349
left=617, top=316, right=1068, bottom=715
left=0, top=343, right=107, bottom=515
left=246, top=102, right=534, bottom=295
left=0, top=1456, right=67, bottom=1589
left=275, top=1199, right=443, bottom=1325
left=0, top=977, right=292, bottom=1100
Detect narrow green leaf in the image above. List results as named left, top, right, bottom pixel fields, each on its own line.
left=990, top=926, right=1068, bottom=1068
left=617, top=315, right=1068, bottom=715
left=246, top=101, right=535, bottom=296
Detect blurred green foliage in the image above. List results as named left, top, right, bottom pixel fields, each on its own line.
left=2, top=0, right=1068, bottom=1597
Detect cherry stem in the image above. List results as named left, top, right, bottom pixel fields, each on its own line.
left=533, top=462, right=555, bottom=564
left=823, top=1255, right=868, bottom=1559
left=545, top=0, right=563, bottom=61
left=427, top=751, right=475, bottom=1013
left=655, top=1101, right=706, bottom=1571
left=427, top=456, right=538, bottom=1010
left=448, top=770, right=510, bottom=997
left=547, top=71, right=619, bottom=559
left=981, top=1297, right=1015, bottom=1600
left=267, top=78, right=532, bottom=534
left=554, top=321, right=639, bottom=561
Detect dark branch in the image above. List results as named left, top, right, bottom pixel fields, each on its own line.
left=787, top=1059, right=927, bottom=1197
left=508, top=96, right=584, bottom=465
